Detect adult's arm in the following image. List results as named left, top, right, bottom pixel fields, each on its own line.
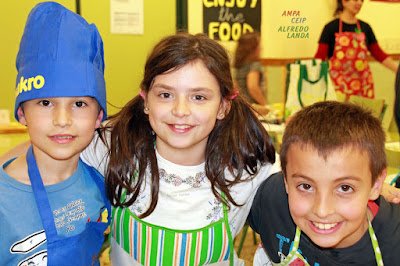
left=315, top=20, right=336, bottom=59
left=382, top=56, right=399, bottom=73
left=381, top=183, right=400, bottom=204
left=360, top=20, right=398, bottom=73
left=246, top=70, right=267, bottom=105
left=368, top=42, right=398, bottom=72
left=0, top=140, right=31, bottom=165
left=314, top=43, right=329, bottom=60
left=0, top=134, right=109, bottom=177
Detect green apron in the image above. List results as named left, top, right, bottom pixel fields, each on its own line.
left=111, top=194, right=234, bottom=266
left=273, top=214, right=383, bottom=266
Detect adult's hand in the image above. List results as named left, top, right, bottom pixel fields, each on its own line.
left=381, top=182, right=400, bottom=204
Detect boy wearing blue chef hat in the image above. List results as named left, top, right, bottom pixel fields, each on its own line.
left=0, top=2, right=110, bottom=265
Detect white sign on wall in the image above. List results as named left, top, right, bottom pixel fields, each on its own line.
left=110, top=0, right=143, bottom=35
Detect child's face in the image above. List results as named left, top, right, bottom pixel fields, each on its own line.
left=143, top=60, right=228, bottom=165
left=17, top=96, right=103, bottom=162
left=284, top=143, right=385, bottom=249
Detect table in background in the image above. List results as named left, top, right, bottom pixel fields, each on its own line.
left=0, top=123, right=29, bottom=155
left=262, top=123, right=285, bottom=153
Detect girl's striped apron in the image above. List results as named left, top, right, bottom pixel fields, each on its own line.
left=111, top=197, right=234, bottom=266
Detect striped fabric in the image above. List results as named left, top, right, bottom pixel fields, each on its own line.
left=111, top=206, right=232, bottom=266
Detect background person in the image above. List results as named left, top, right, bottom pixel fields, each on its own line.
left=233, top=32, right=267, bottom=106
left=315, top=0, right=398, bottom=99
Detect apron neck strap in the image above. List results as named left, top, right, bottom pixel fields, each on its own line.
left=339, top=19, right=361, bottom=33
left=83, top=163, right=112, bottom=221
left=26, top=146, right=60, bottom=241
left=356, top=20, right=361, bottom=31
left=221, top=192, right=234, bottom=266
left=367, top=212, right=384, bottom=266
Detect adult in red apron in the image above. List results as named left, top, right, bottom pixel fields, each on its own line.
left=329, top=19, right=374, bottom=99
left=27, top=146, right=111, bottom=266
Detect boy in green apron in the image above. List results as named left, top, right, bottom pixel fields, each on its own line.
left=249, top=101, right=400, bottom=265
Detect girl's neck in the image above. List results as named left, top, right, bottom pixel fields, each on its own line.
left=340, top=11, right=357, bottom=24
left=156, top=146, right=205, bottom=166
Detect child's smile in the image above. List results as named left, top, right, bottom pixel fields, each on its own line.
left=168, top=124, right=194, bottom=133
left=18, top=97, right=102, bottom=164
left=284, top=143, right=384, bottom=249
left=143, top=60, right=228, bottom=166
left=49, top=134, right=76, bottom=144
left=310, top=221, right=341, bottom=234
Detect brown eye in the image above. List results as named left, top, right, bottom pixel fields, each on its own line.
left=298, top=183, right=313, bottom=191
left=74, top=101, right=86, bottom=107
left=339, top=185, right=353, bottom=193
left=39, top=100, right=51, bottom=106
left=194, top=95, right=205, bottom=100
left=160, top=93, right=171, bottom=98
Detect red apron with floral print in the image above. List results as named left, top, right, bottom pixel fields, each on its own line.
left=329, top=19, right=374, bottom=99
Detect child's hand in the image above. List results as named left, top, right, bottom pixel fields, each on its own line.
left=381, top=183, right=400, bottom=204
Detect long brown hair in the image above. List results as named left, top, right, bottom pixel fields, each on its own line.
left=233, top=32, right=260, bottom=68
left=104, top=33, right=275, bottom=218
left=335, top=0, right=344, bottom=16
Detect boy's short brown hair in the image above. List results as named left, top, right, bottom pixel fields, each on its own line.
left=280, top=101, right=387, bottom=183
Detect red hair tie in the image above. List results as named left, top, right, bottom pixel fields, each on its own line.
left=230, top=89, right=239, bottom=100
left=139, top=90, right=145, bottom=99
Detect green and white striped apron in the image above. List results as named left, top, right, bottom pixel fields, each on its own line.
left=111, top=198, right=234, bottom=266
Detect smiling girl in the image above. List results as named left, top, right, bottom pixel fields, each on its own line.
left=81, top=33, right=280, bottom=265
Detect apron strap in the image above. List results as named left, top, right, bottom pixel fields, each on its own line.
left=339, top=18, right=361, bottom=33
left=82, top=162, right=112, bottom=222
left=26, top=146, right=59, bottom=241
left=221, top=192, right=234, bottom=266
left=356, top=20, right=361, bottom=31
left=367, top=213, right=384, bottom=266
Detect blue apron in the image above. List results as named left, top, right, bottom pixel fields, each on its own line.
left=26, top=146, right=111, bottom=266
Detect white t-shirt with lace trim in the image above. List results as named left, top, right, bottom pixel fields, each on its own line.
left=81, top=133, right=281, bottom=265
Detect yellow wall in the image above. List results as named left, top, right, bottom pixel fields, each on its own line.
left=1, top=0, right=176, bottom=120
left=187, top=0, right=398, bottom=132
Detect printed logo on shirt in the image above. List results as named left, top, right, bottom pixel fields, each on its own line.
left=53, top=199, right=88, bottom=234
left=15, top=75, right=45, bottom=97
left=275, top=233, right=320, bottom=266
left=17, top=250, right=47, bottom=266
left=10, top=230, right=48, bottom=266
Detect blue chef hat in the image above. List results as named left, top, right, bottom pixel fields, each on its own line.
left=14, top=1, right=107, bottom=121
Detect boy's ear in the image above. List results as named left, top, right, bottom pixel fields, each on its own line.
left=369, top=168, right=387, bottom=201
left=217, top=98, right=230, bottom=120
left=17, top=106, right=27, bottom=126
left=283, top=173, right=289, bottom=194
left=95, top=110, right=104, bottom=129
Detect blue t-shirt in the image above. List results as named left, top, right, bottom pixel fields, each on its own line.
left=0, top=159, right=106, bottom=266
